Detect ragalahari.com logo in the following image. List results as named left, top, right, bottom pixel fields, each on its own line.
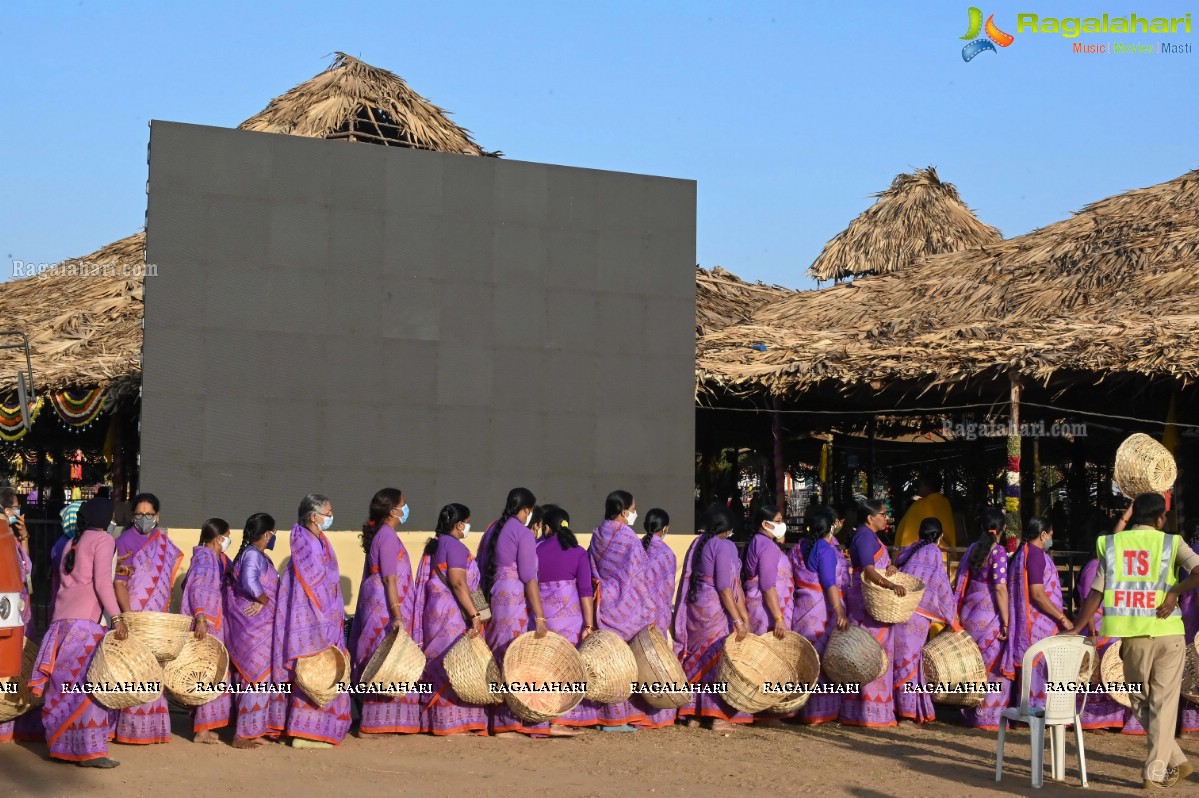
left=961, top=7, right=1015, bottom=61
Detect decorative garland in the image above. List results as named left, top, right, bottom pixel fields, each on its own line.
left=0, top=396, right=46, bottom=442
left=50, top=387, right=108, bottom=427
left=1004, top=434, right=1021, bottom=551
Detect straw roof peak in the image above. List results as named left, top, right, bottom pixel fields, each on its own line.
left=808, top=166, right=1002, bottom=282
left=695, top=266, right=797, bottom=336
left=238, top=52, right=496, bottom=156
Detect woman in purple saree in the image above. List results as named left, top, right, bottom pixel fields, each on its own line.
left=789, top=506, right=849, bottom=724
left=673, top=507, right=753, bottom=730
left=536, top=505, right=597, bottom=733
left=893, top=518, right=959, bottom=723
left=588, top=490, right=653, bottom=732
left=413, top=503, right=487, bottom=736
left=270, top=493, right=352, bottom=747
left=180, top=518, right=234, bottom=743
left=348, top=488, right=420, bottom=735
left=953, top=509, right=1011, bottom=730
left=478, top=487, right=561, bottom=738
left=840, top=500, right=905, bottom=728
left=743, top=504, right=794, bottom=638
left=222, top=513, right=279, bottom=749
left=113, top=492, right=183, bottom=746
left=30, top=497, right=127, bottom=767
left=1003, top=517, right=1072, bottom=714
left=636, top=508, right=678, bottom=729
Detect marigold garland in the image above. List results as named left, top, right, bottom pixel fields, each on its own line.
left=0, top=396, right=45, bottom=442
left=50, top=387, right=107, bottom=427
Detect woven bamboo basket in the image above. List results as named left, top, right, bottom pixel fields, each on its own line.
left=1113, top=433, right=1177, bottom=497
left=163, top=635, right=230, bottom=707
left=577, top=629, right=638, bottom=704
left=444, top=633, right=502, bottom=706
left=122, top=611, right=194, bottom=664
left=922, top=630, right=987, bottom=708
left=1100, top=640, right=1133, bottom=709
left=1181, top=640, right=1199, bottom=704
left=760, top=632, right=820, bottom=714
left=629, top=624, right=690, bottom=709
left=718, top=634, right=797, bottom=714
left=86, top=632, right=164, bottom=710
left=359, top=627, right=427, bottom=690
left=861, top=573, right=926, bottom=625
left=501, top=631, right=586, bottom=723
left=0, top=638, right=42, bottom=722
left=294, top=646, right=349, bottom=709
left=822, top=626, right=887, bottom=686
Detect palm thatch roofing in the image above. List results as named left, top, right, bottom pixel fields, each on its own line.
left=695, top=266, right=796, bottom=336
left=699, top=168, right=1199, bottom=400
left=808, top=167, right=1002, bottom=282
left=0, top=54, right=496, bottom=400
left=238, top=52, right=495, bottom=155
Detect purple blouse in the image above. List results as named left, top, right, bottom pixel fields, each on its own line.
left=479, top=516, right=538, bottom=583
left=1025, top=545, right=1048, bottom=585
left=744, top=533, right=783, bottom=591
left=849, top=525, right=884, bottom=569
left=364, top=523, right=401, bottom=579
left=699, top=535, right=740, bottom=592
left=114, top=526, right=152, bottom=583
left=237, top=547, right=271, bottom=599
left=536, top=538, right=593, bottom=597
left=435, top=534, right=470, bottom=570
left=968, top=543, right=1008, bottom=585
left=802, top=538, right=841, bottom=590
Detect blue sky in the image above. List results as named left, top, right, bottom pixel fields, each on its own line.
left=3, top=1, right=1196, bottom=288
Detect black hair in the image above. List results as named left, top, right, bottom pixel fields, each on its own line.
left=753, top=504, right=781, bottom=534
left=802, top=507, right=836, bottom=542
left=528, top=505, right=544, bottom=535
left=541, top=504, right=578, bottom=550
left=362, top=488, right=403, bottom=554
left=688, top=507, right=733, bottom=603
left=234, top=512, right=276, bottom=562
left=1020, top=516, right=1052, bottom=554
left=604, top=490, right=635, bottom=522
left=1183, top=516, right=1199, bottom=549
left=641, top=508, right=670, bottom=550
left=968, top=507, right=1006, bottom=572
left=0, top=487, right=18, bottom=509
left=483, top=487, right=536, bottom=596
left=425, top=503, right=470, bottom=559
left=897, top=517, right=943, bottom=567
left=199, top=517, right=230, bottom=546
left=857, top=499, right=886, bottom=526
left=131, top=492, right=160, bottom=513
left=1130, top=493, right=1168, bottom=528
left=919, top=471, right=944, bottom=493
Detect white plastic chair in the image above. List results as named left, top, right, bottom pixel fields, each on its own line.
left=995, top=635, right=1095, bottom=789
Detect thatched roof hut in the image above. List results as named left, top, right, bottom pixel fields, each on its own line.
left=0, top=54, right=495, bottom=401
left=700, top=168, right=1199, bottom=401
left=695, top=266, right=795, bottom=336
left=807, top=167, right=1001, bottom=282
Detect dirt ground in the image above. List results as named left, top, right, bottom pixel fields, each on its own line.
left=2, top=708, right=1196, bottom=797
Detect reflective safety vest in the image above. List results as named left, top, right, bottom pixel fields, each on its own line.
left=1098, top=527, right=1184, bottom=638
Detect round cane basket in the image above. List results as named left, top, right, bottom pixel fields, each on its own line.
left=577, top=629, right=638, bottom=704
left=718, top=633, right=797, bottom=714
left=1181, top=640, right=1199, bottom=704
left=1113, top=433, right=1177, bottom=497
left=861, top=573, right=926, bottom=625
left=163, top=635, right=230, bottom=707
left=0, top=638, right=43, bottom=722
left=922, top=630, right=987, bottom=708
left=86, top=632, right=164, bottom=710
left=501, top=631, right=586, bottom=723
left=444, top=633, right=503, bottom=706
left=823, top=625, right=887, bottom=686
left=760, top=632, right=821, bottom=714
left=1100, top=640, right=1133, bottom=709
left=294, top=646, right=349, bottom=709
left=629, top=624, right=690, bottom=709
left=122, top=611, right=194, bottom=664
left=360, top=627, right=427, bottom=690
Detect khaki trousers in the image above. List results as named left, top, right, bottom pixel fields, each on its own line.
left=1120, top=635, right=1187, bottom=778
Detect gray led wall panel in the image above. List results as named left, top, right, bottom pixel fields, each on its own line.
left=142, top=121, right=696, bottom=534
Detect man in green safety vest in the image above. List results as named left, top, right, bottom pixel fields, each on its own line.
left=1071, top=492, right=1199, bottom=789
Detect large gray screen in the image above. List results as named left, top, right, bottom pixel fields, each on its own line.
left=142, top=122, right=696, bottom=533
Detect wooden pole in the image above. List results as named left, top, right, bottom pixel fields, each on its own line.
left=772, top=400, right=785, bottom=507
left=867, top=417, right=877, bottom=499
left=1033, top=437, right=1042, bottom=516
left=1005, top=373, right=1023, bottom=547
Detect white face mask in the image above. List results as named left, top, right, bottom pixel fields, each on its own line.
left=769, top=521, right=787, bottom=540
left=524, top=511, right=535, bottom=528
left=220, top=535, right=231, bottom=552
left=460, top=522, right=471, bottom=539
left=626, top=510, right=638, bottom=526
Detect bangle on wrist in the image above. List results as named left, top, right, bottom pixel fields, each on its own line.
left=535, top=616, right=546, bottom=622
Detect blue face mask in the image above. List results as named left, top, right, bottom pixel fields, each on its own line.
left=399, top=504, right=410, bottom=525
left=318, top=514, right=333, bottom=532
left=266, top=533, right=276, bottom=551
left=7, top=515, right=18, bottom=526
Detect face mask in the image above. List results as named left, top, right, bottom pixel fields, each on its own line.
left=770, top=521, right=787, bottom=540
left=626, top=510, right=638, bottom=526
left=399, top=504, right=410, bottom=525
left=460, top=522, right=471, bottom=539
left=525, top=511, right=535, bottom=528
left=266, top=533, right=276, bottom=551
left=318, top=514, right=333, bottom=532
left=220, top=536, right=231, bottom=552
left=133, top=515, right=156, bottom=534
left=1044, top=536, right=1054, bottom=551
left=7, top=515, right=18, bottom=526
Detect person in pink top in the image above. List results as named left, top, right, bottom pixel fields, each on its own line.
left=29, top=497, right=129, bottom=768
